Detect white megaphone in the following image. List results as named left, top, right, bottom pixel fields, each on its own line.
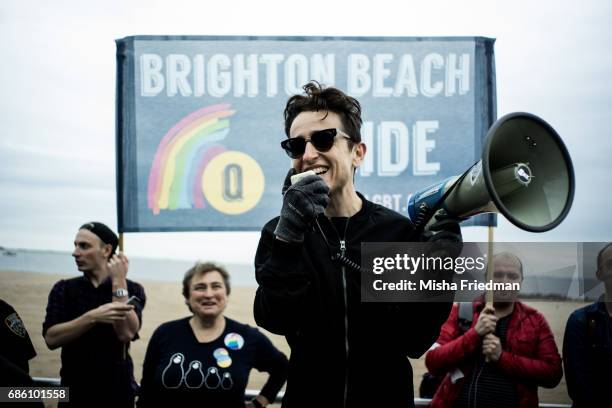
left=407, top=112, right=575, bottom=232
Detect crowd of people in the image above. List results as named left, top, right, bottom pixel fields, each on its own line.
left=1, top=82, right=610, bottom=407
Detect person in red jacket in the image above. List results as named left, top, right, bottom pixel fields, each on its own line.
left=425, top=252, right=562, bottom=408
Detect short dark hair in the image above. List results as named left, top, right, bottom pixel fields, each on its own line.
left=79, top=222, right=118, bottom=260
left=597, top=242, right=612, bottom=269
left=284, top=81, right=363, bottom=148
left=182, top=262, right=231, bottom=300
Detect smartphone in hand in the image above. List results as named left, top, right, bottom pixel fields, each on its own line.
left=126, top=295, right=142, bottom=308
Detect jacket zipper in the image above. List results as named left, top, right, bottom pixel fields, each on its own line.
left=319, top=217, right=351, bottom=408
left=340, top=238, right=349, bottom=408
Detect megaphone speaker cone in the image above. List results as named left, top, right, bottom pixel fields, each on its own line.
left=483, top=112, right=575, bottom=232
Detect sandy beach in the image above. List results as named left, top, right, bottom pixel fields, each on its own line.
left=0, top=270, right=579, bottom=406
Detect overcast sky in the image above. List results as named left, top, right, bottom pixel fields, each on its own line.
left=0, top=0, right=610, bottom=264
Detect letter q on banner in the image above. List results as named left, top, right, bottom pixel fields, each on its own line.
left=202, top=151, right=265, bottom=215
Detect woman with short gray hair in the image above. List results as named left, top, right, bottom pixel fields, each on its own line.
left=138, top=262, right=288, bottom=407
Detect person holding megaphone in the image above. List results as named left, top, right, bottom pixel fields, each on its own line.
left=253, top=81, right=462, bottom=408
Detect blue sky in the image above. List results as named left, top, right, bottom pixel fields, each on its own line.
left=0, top=0, right=610, bottom=264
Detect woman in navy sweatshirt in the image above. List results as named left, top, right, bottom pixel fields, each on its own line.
left=138, top=262, right=288, bottom=408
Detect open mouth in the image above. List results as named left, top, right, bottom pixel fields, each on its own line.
left=201, top=301, right=216, bottom=307
left=311, top=166, right=329, bottom=176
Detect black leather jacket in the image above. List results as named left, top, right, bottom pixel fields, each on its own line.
left=254, top=194, right=455, bottom=408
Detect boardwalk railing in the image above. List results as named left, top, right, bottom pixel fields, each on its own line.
left=33, top=377, right=571, bottom=407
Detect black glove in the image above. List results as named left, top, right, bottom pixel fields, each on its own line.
left=417, top=216, right=463, bottom=286
left=422, top=213, right=463, bottom=241
left=421, top=213, right=463, bottom=258
left=274, top=169, right=330, bottom=243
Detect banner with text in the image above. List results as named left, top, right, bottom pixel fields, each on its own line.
left=116, top=36, right=496, bottom=232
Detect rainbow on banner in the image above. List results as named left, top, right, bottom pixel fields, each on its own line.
left=147, top=104, right=236, bottom=214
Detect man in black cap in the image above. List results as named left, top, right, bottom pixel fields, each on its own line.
left=43, top=222, right=146, bottom=407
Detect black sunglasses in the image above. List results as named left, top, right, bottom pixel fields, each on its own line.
left=280, top=128, right=352, bottom=159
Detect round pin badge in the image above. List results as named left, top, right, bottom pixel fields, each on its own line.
left=224, top=333, right=245, bottom=350
left=213, top=347, right=232, bottom=368
left=217, top=358, right=232, bottom=368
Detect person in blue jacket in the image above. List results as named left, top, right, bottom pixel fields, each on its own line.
left=563, top=243, right=612, bottom=407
